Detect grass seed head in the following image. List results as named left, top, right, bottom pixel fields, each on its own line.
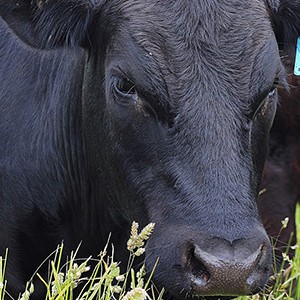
left=281, top=217, right=289, bottom=229
left=123, top=287, right=148, bottom=300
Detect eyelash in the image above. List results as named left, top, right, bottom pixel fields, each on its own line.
left=115, top=77, right=136, bottom=95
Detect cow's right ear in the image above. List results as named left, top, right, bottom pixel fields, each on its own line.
left=267, top=0, right=300, bottom=52
left=0, top=0, right=103, bottom=49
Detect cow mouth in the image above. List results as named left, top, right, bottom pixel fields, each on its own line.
left=165, top=291, right=235, bottom=300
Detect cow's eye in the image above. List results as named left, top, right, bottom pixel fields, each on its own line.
left=115, top=77, right=136, bottom=96
left=268, top=78, right=280, bottom=98
left=112, top=77, right=138, bottom=105
left=252, top=85, right=278, bottom=120
left=268, top=88, right=276, bottom=98
left=267, top=80, right=279, bottom=98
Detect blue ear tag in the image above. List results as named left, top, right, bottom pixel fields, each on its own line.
left=294, top=37, right=300, bottom=76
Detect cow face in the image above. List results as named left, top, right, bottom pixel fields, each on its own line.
left=80, top=1, right=300, bottom=299
left=1, top=0, right=300, bottom=299
left=81, top=1, right=285, bottom=298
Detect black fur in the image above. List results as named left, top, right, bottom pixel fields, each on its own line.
left=33, top=0, right=99, bottom=47
left=0, top=0, right=101, bottom=48
left=0, top=1, right=300, bottom=299
left=268, top=0, right=300, bottom=51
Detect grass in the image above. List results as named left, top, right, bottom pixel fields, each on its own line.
left=0, top=210, right=299, bottom=300
left=0, top=222, right=164, bottom=300
left=0, top=250, right=8, bottom=300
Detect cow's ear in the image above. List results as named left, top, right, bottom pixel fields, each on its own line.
left=33, top=0, right=102, bottom=48
left=0, top=0, right=102, bottom=49
left=267, top=0, right=300, bottom=52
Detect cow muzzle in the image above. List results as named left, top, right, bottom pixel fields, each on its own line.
left=187, top=239, right=270, bottom=296
left=146, top=225, right=272, bottom=298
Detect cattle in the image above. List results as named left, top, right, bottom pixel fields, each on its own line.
left=1, top=0, right=300, bottom=299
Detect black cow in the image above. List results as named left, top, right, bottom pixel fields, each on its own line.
left=1, top=1, right=300, bottom=299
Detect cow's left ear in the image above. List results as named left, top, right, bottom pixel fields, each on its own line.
left=1, top=0, right=104, bottom=49
left=33, top=0, right=103, bottom=48
left=267, top=0, right=300, bottom=52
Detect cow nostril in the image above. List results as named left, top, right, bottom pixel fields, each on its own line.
left=246, top=244, right=270, bottom=289
left=187, top=246, right=210, bottom=286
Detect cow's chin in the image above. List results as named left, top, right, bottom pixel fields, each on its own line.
left=152, top=280, right=246, bottom=300
left=167, top=293, right=235, bottom=300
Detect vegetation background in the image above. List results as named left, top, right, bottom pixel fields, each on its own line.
left=0, top=208, right=299, bottom=300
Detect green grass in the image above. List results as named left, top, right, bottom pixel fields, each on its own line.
left=0, top=211, right=299, bottom=300
left=39, top=222, right=163, bottom=300
left=0, top=250, right=8, bottom=300
left=0, top=222, right=164, bottom=300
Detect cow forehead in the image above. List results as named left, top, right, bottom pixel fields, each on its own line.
left=107, top=0, right=276, bottom=104
left=115, top=0, right=272, bottom=57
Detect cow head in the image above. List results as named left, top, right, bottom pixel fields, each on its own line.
left=2, top=0, right=300, bottom=298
